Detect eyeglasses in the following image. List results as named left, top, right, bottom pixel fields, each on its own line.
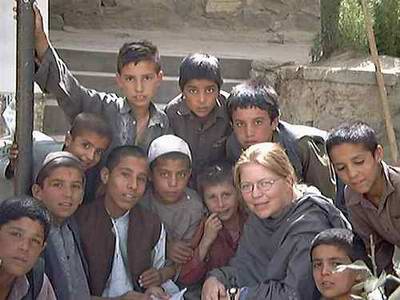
left=239, top=178, right=280, bottom=193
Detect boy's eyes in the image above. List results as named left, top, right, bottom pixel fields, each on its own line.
left=254, top=118, right=264, bottom=126
left=187, top=88, right=198, bottom=95
left=137, top=176, right=147, bottom=183
left=234, top=121, right=244, bottom=128
left=206, top=87, right=216, bottom=93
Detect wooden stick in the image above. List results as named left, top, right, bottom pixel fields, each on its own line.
left=360, top=0, right=399, bottom=162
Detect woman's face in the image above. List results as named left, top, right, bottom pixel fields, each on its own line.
left=238, top=162, right=293, bottom=219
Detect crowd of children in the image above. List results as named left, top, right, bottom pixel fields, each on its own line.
left=2, top=3, right=400, bottom=300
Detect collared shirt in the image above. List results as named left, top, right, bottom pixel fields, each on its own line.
left=165, top=93, right=231, bottom=183
left=345, top=161, right=400, bottom=271
left=102, top=210, right=167, bottom=297
left=7, top=274, right=56, bottom=300
left=48, top=223, right=91, bottom=300
left=140, top=187, right=205, bottom=241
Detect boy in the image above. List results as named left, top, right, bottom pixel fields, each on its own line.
left=142, top=135, right=204, bottom=264
left=0, top=195, right=56, bottom=299
left=75, top=146, right=169, bottom=299
left=311, top=228, right=368, bottom=300
left=3, top=112, right=112, bottom=202
left=33, top=5, right=169, bottom=154
left=31, top=151, right=92, bottom=300
left=226, top=79, right=337, bottom=200
left=326, top=122, right=400, bottom=274
left=179, top=162, right=247, bottom=297
left=165, top=53, right=231, bottom=185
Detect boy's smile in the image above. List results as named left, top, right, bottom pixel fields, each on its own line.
left=329, top=143, right=384, bottom=198
left=116, top=60, right=162, bottom=110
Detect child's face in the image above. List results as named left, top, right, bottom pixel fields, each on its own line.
left=151, top=158, right=191, bottom=204
left=231, top=107, right=278, bottom=149
left=102, top=156, right=148, bottom=217
left=182, top=79, right=219, bottom=118
left=116, top=61, right=162, bottom=110
left=65, top=130, right=110, bottom=171
left=329, top=143, right=383, bottom=194
left=203, top=181, right=239, bottom=222
left=32, top=166, right=84, bottom=224
left=0, top=217, right=45, bottom=277
left=312, top=244, right=358, bottom=300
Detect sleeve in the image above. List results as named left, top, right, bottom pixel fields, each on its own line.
left=179, top=221, right=208, bottom=285
left=348, top=205, right=394, bottom=273
left=34, top=46, right=119, bottom=123
left=37, top=274, right=58, bottom=300
left=298, top=137, right=337, bottom=200
left=152, top=223, right=167, bottom=269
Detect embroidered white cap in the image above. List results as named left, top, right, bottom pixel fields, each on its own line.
left=148, top=134, right=192, bottom=164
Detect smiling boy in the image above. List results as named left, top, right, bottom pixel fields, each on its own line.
left=326, top=121, right=400, bottom=273
left=0, top=196, right=55, bottom=300
left=75, top=146, right=169, bottom=299
left=32, top=151, right=91, bottom=300
left=33, top=5, right=168, bottom=155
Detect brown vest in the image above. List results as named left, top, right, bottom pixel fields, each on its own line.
left=75, top=198, right=161, bottom=296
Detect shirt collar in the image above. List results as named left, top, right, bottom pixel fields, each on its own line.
left=122, top=100, right=165, bottom=128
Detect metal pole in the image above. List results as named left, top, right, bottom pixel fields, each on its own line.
left=15, top=0, right=35, bottom=195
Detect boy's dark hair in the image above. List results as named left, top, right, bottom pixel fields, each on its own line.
left=227, top=79, right=280, bottom=122
left=150, top=152, right=191, bottom=171
left=197, top=161, right=234, bottom=197
left=70, top=112, right=113, bottom=143
left=0, top=196, right=51, bottom=243
left=310, top=228, right=368, bottom=263
left=105, top=145, right=147, bottom=172
left=35, top=153, right=85, bottom=187
left=179, top=53, right=223, bottom=91
left=326, top=121, right=379, bottom=157
left=117, top=40, right=161, bottom=74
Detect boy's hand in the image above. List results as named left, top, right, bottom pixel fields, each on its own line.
left=203, top=213, right=223, bottom=246
left=32, top=3, right=49, bottom=61
left=145, top=287, right=170, bottom=300
left=139, top=268, right=162, bottom=288
left=167, top=240, right=193, bottom=264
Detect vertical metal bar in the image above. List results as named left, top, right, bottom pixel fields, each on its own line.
left=15, top=0, right=35, bottom=195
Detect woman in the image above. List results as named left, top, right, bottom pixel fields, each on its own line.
left=201, top=142, right=350, bottom=300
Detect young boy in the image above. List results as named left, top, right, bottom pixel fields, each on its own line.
left=31, top=151, right=92, bottom=300
left=165, top=53, right=231, bottom=185
left=33, top=5, right=169, bottom=154
left=4, top=112, right=112, bottom=202
left=0, top=195, right=56, bottom=300
left=226, top=79, right=337, bottom=201
left=141, top=135, right=205, bottom=270
left=75, top=146, right=169, bottom=299
left=179, top=162, right=247, bottom=296
left=326, top=121, right=400, bottom=274
left=311, top=228, right=368, bottom=300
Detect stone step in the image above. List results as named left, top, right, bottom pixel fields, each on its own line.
left=42, top=74, right=241, bottom=136
left=56, top=48, right=252, bottom=79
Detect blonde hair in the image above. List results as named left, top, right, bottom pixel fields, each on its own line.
left=234, top=142, right=298, bottom=187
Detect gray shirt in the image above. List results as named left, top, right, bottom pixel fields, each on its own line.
left=46, top=223, right=90, bottom=300
left=34, top=47, right=169, bottom=154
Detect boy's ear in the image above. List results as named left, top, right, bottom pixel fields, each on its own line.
left=374, top=145, right=384, bottom=162
left=271, top=117, right=279, bottom=131
left=64, top=131, right=72, bottom=148
left=31, top=184, right=42, bottom=200
left=115, top=73, right=123, bottom=88
left=100, top=167, right=110, bottom=185
left=157, top=70, right=163, bottom=80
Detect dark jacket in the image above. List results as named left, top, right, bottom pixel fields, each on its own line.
left=75, top=198, right=162, bottom=296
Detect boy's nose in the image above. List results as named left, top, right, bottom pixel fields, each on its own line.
left=135, top=80, right=144, bottom=92
left=245, top=124, right=254, bottom=137
left=168, top=175, right=178, bottom=187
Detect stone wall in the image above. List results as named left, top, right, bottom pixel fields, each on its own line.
left=50, top=0, right=320, bottom=34
left=252, top=61, right=400, bottom=162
